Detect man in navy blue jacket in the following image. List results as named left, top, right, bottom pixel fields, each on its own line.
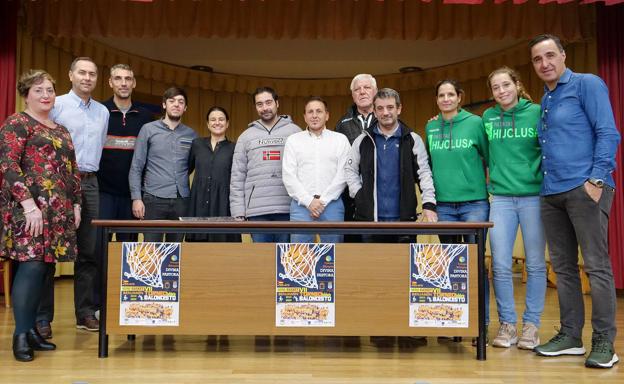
left=530, top=34, right=620, bottom=369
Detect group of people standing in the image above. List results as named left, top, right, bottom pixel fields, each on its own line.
left=0, top=33, right=619, bottom=369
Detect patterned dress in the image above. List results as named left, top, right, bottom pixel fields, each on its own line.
left=0, top=112, right=81, bottom=263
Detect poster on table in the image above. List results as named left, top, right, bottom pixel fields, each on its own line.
left=119, top=242, right=181, bottom=326
left=275, top=243, right=335, bottom=327
left=409, top=243, right=469, bottom=328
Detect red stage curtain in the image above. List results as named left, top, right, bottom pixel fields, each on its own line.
left=597, top=4, right=624, bottom=289
left=0, top=0, right=18, bottom=122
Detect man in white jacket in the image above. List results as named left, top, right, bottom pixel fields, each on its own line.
left=282, top=97, right=351, bottom=243
left=230, top=87, right=301, bottom=242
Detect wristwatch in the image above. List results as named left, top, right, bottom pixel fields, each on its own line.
left=588, top=178, right=604, bottom=188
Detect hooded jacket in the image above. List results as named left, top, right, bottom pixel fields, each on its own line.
left=482, top=98, right=542, bottom=196
left=344, top=122, right=436, bottom=222
left=230, top=115, right=301, bottom=218
left=425, top=109, right=488, bottom=203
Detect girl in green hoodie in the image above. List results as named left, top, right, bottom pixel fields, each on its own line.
left=484, top=67, right=546, bottom=351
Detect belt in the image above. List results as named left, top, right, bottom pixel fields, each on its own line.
left=79, top=171, right=97, bottom=179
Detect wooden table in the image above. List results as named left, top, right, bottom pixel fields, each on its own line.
left=93, top=220, right=492, bottom=360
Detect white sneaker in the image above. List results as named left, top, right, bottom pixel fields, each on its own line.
left=492, top=322, right=518, bottom=348
left=518, top=322, right=540, bottom=350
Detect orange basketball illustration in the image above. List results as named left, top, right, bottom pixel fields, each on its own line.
left=419, top=246, right=448, bottom=278
left=284, top=244, right=313, bottom=278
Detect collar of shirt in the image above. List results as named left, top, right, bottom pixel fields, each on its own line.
left=68, top=89, right=92, bottom=109
left=357, top=112, right=373, bottom=129
left=544, top=68, right=573, bottom=93
left=374, top=124, right=401, bottom=139
left=157, top=118, right=182, bottom=131
left=306, top=127, right=326, bottom=138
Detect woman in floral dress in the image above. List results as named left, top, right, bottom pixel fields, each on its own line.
left=0, top=70, right=81, bottom=362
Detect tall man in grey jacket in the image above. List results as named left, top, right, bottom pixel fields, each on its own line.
left=230, top=87, right=301, bottom=242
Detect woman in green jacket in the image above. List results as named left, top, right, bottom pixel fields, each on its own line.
left=425, top=79, right=491, bottom=342
left=425, top=79, right=490, bottom=240
left=484, top=67, right=546, bottom=350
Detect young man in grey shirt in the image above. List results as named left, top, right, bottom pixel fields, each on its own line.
left=129, top=87, right=198, bottom=241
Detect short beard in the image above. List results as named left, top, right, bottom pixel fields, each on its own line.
left=261, top=116, right=276, bottom=125
left=166, top=112, right=181, bottom=122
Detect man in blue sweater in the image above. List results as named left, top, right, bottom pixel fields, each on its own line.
left=345, top=88, right=437, bottom=348
left=344, top=88, right=437, bottom=233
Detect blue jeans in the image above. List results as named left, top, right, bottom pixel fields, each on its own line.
left=247, top=213, right=290, bottom=243
left=437, top=200, right=490, bottom=243
left=489, top=195, right=546, bottom=326
left=289, top=199, right=344, bottom=243
left=437, top=199, right=491, bottom=324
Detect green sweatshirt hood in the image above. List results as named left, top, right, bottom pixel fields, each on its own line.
left=484, top=98, right=534, bottom=142
left=425, top=109, right=489, bottom=202
left=491, top=97, right=533, bottom=115
left=483, top=98, right=542, bottom=196
left=439, top=108, right=474, bottom=123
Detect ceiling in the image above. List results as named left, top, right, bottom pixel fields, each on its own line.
left=92, top=36, right=526, bottom=79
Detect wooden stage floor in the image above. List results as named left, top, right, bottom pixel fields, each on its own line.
left=0, top=278, right=622, bottom=383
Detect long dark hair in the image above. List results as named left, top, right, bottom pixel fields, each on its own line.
left=206, top=106, right=229, bottom=121
left=435, top=79, right=464, bottom=98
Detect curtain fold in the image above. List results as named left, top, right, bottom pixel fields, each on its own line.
left=22, top=0, right=600, bottom=41
left=17, top=27, right=597, bottom=142
left=597, top=4, right=624, bottom=289
left=0, top=0, right=18, bottom=123
left=38, top=33, right=537, bottom=97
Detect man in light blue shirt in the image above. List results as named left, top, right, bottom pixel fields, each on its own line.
left=38, top=57, right=109, bottom=337
left=530, top=34, right=620, bottom=369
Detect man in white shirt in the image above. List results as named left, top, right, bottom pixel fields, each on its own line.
left=282, top=97, right=351, bottom=243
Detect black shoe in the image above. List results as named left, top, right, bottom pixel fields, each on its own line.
left=76, top=315, right=100, bottom=331
left=36, top=320, right=52, bottom=339
left=13, top=333, right=34, bottom=362
left=27, top=328, right=56, bottom=351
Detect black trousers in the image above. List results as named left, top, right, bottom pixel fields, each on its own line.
left=143, top=193, right=189, bottom=242
left=37, top=175, right=100, bottom=322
